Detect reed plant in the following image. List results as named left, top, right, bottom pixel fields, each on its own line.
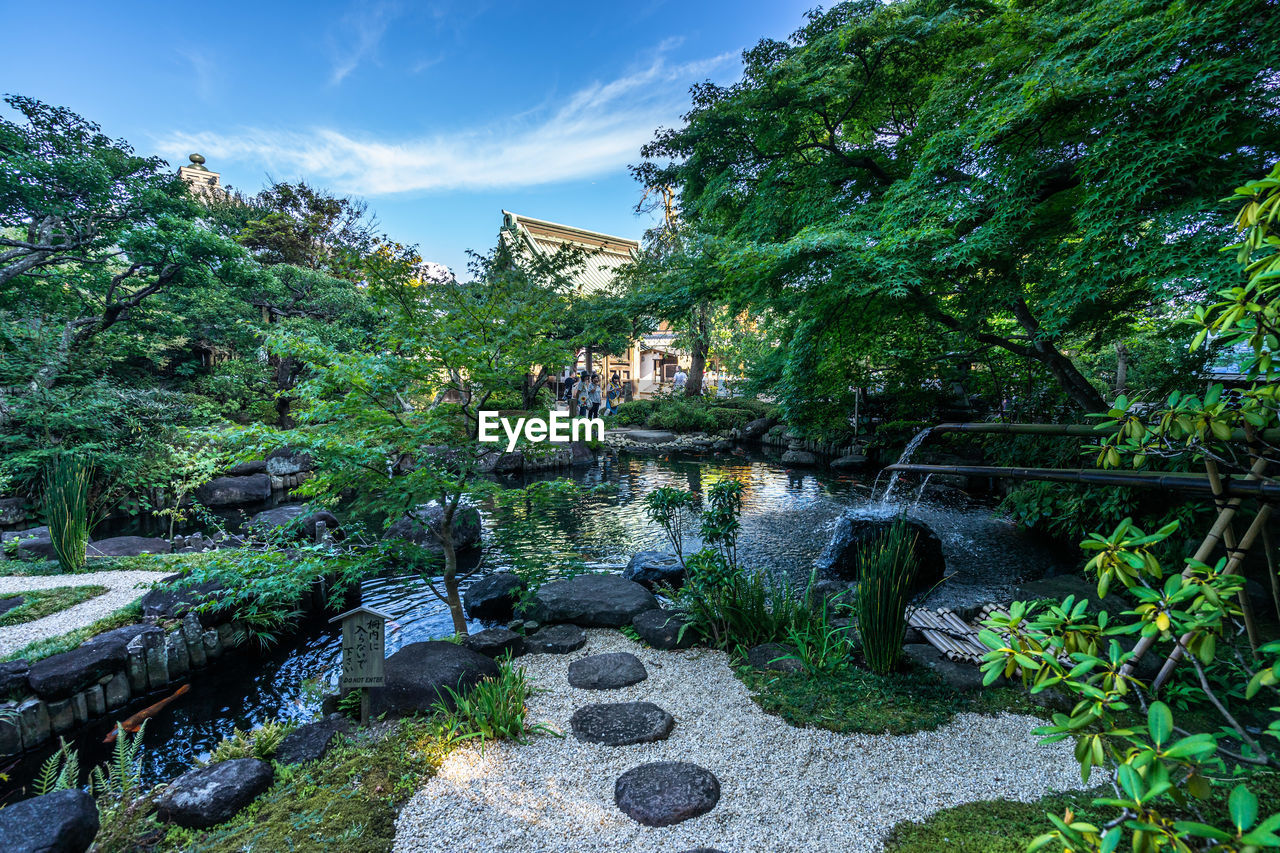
left=432, top=659, right=555, bottom=744
left=854, top=519, right=918, bottom=675
left=43, top=454, right=92, bottom=573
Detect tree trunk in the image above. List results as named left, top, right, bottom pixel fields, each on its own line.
left=1010, top=298, right=1106, bottom=412
left=685, top=303, right=710, bottom=398
left=585, top=346, right=594, bottom=377
left=523, top=367, right=549, bottom=410
left=439, top=527, right=469, bottom=637
left=1114, top=342, right=1129, bottom=396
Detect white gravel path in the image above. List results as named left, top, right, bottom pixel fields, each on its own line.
left=394, top=630, right=1099, bottom=853
left=0, top=571, right=170, bottom=656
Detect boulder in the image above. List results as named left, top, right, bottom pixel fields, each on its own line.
left=27, top=626, right=154, bottom=700
left=86, top=536, right=172, bottom=558
left=570, top=701, right=674, bottom=746
left=781, top=449, right=817, bottom=466
left=463, top=627, right=526, bottom=659
left=632, top=609, right=696, bottom=650
left=2, top=526, right=54, bottom=560
left=809, top=579, right=857, bottom=611
left=225, top=459, right=267, bottom=476
left=526, top=574, right=658, bottom=628
left=265, top=447, right=314, bottom=477
left=746, top=642, right=803, bottom=673
left=81, top=624, right=162, bottom=652
left=274, top=714, right=352, bottom=765
left=741, top=417, right=771, bottom=440
left=0, top=659, right=30, bottom=696
left=383, top=500, right=482, bottom=552
left=244, top=505, right=340, bottom=542
left=903, top=643, right=985, bottom=691
left=156, top=758, right=274, bottom=828
left=568, top=652, right=648, bottom=690
left=140, top=576, right=227, bottom=625
left=525, top=624, right=587, bottom=654
left=622, top=551, right=685, bottom=591
left=0, top=789, right=99, bottom=853
left=366, top=641, right=499, bottom=717
left=626, top=430, right=677, bottom=444
left=0, top=496, right=28, bottom=526
left=463, top=573, right=526, bottom=621
left=195, top=474, right=272, bottom=507
left=712, top=439, right=733, bottom=453
left=830, top=453, right=867, bottom=471
left=815, top=514, right=946, bottom=588
left=568, top=441, right=596, bottom=466
left=615, top=761, right=721, bottom=827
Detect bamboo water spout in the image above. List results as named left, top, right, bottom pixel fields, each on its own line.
left=880, top=463, right=1280, bottom=499
left=930, top=421, right=1280, bottom=443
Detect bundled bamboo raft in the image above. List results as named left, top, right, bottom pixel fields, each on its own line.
left=905, top=606, right=992, bottom=665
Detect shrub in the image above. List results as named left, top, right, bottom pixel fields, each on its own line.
left=43, top=454, right=91, bottom=572
left=642, top=486, right=699, bottom=564
left=854, top=519, right=918, bottom=675
left=206, top=721, right=294, bottom=763
left=431, top=659, right=553, bottom=744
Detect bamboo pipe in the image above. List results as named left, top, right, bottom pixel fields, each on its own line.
left=1206, top=460, right=1260, bottom=651
left=881, top=464, right=1280, bottom=498
left=1152, top=503, right=1273, bottom=690
left=930, top=422, right=1280, bottom=443
left=1122, top=455, right=1268, bottom=677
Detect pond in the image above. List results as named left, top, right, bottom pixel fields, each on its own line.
left=2, top=451, right=1071, bottom=797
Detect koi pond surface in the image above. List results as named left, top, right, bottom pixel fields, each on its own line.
left=2, top=451, right=1070, bottom=795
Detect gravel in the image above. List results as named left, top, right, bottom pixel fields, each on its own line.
left=0, top=571, right=169, bottom=656
left=394, top=630, right=1100, bottom=853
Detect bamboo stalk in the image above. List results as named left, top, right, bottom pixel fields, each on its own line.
left=1152, top=503, right=1273, bottom=691
left=1264, top=527, right=1280, bottom=624
left=1206, top=460, right=1260, bottom=652
left=1123, top=455, right=1268, bottom=678
left=931, top=422, right=1280, bottom=443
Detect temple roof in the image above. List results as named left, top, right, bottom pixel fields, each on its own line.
left=501, top=210, right=639, bottom=294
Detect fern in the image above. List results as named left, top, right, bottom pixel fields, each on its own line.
left=92, top=722, right=146, bottom=798
left=35, top=738, right=78, bottom=795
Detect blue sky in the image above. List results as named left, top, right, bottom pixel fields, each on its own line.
left=1, top=1, right=811, bottom=274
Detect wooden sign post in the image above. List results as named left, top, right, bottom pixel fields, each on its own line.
left=328, top=605, right=391, bottom=725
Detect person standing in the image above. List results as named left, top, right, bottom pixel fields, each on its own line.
left=563, top=371, right=578, bottom=415
left=580, top=373, right=602, bottom=419
left=673, top=366, right=688, bottom=391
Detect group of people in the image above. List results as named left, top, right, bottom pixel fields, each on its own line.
left=562, top=370, right=624, bottom=418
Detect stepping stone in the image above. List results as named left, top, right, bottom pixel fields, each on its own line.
left=570, top=702, right=674, bottom=746
left=568, top=652, right=647, bottom=689
left=615, top=761, right=721, bottom=827
left=464, top=627, right=526, bottom=659
left=524, top=574, right=658, bottom=628
left=526, top=624, right=587, bottom=654
left=632, top=609, right=696, bottom=650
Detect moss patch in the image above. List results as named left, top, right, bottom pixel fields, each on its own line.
left=0, top=584, right=108, bottom=626
left=736, top=663, right=1041, bottom=735
left=1, top=602, right=141, bottom=663
left=881, top=791, right=1104, bottom=853
left=161, top=719, right=453, bottom=853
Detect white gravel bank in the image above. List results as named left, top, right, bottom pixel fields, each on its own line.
left=394, top=629, right=1097, bottom=853
left=0, top=570, right=169, bottom=655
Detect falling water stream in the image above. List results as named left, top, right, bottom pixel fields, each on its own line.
left=879, top=427, right=933, bottom=503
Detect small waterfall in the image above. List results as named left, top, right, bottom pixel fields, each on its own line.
left=880, top=428, right=932, bottom=504
left=911, top=473, right=933, bottom=509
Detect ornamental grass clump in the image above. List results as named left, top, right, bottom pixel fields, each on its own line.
left=44, top=453, right=92, bottom=573
left=855, top=519, right=918, bottom=675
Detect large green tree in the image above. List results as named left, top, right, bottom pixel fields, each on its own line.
left=635, top=0, right=1280, bottom=415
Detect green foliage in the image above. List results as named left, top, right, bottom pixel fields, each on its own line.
left=0, top=584, right=107, bottom=626
left=882, top=791, right=1106, bottom=853
left=43, top=454, right=91, bottom=572
left=615, top=393, right=763, bottom=433
left=642, top=486, right=699, bottom=564
left=854, top=519, right=918, bottom=675
left=699, top=479, right=744, bottom=572
left=92, top=722, right=147, bottom=800
left=35, top=737, right=81, bottom=795
left=678, top=554, right=819, bottom=653
left=205, top=721, right=293, bottom=764
left=431, top=659, right=554, bottom=745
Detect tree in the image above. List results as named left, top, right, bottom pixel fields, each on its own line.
left=634, top=0, right=1280, bottom=414
left=982, top=166, right=1280, bottom=853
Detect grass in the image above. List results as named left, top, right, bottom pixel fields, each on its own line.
left=882, top=774, right=1280, bottom=853
left=0, top=584, right=108, bottom=626
left=736, top=662, right=1040, bottom=735
left=1, top=601, right=142, bottom=663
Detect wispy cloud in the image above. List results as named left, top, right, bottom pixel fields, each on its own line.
left=329, top=1, right=400, bottom=84
left=156, top=49, right=738, bottom=195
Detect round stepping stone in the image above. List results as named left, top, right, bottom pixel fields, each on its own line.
left=526, top=623, right=587, bottom=654
left=615, top=761, right=720, bottom=827
left=570, top=702, right=674, bottom=746
left=567, top=652, right=647, bottom=689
